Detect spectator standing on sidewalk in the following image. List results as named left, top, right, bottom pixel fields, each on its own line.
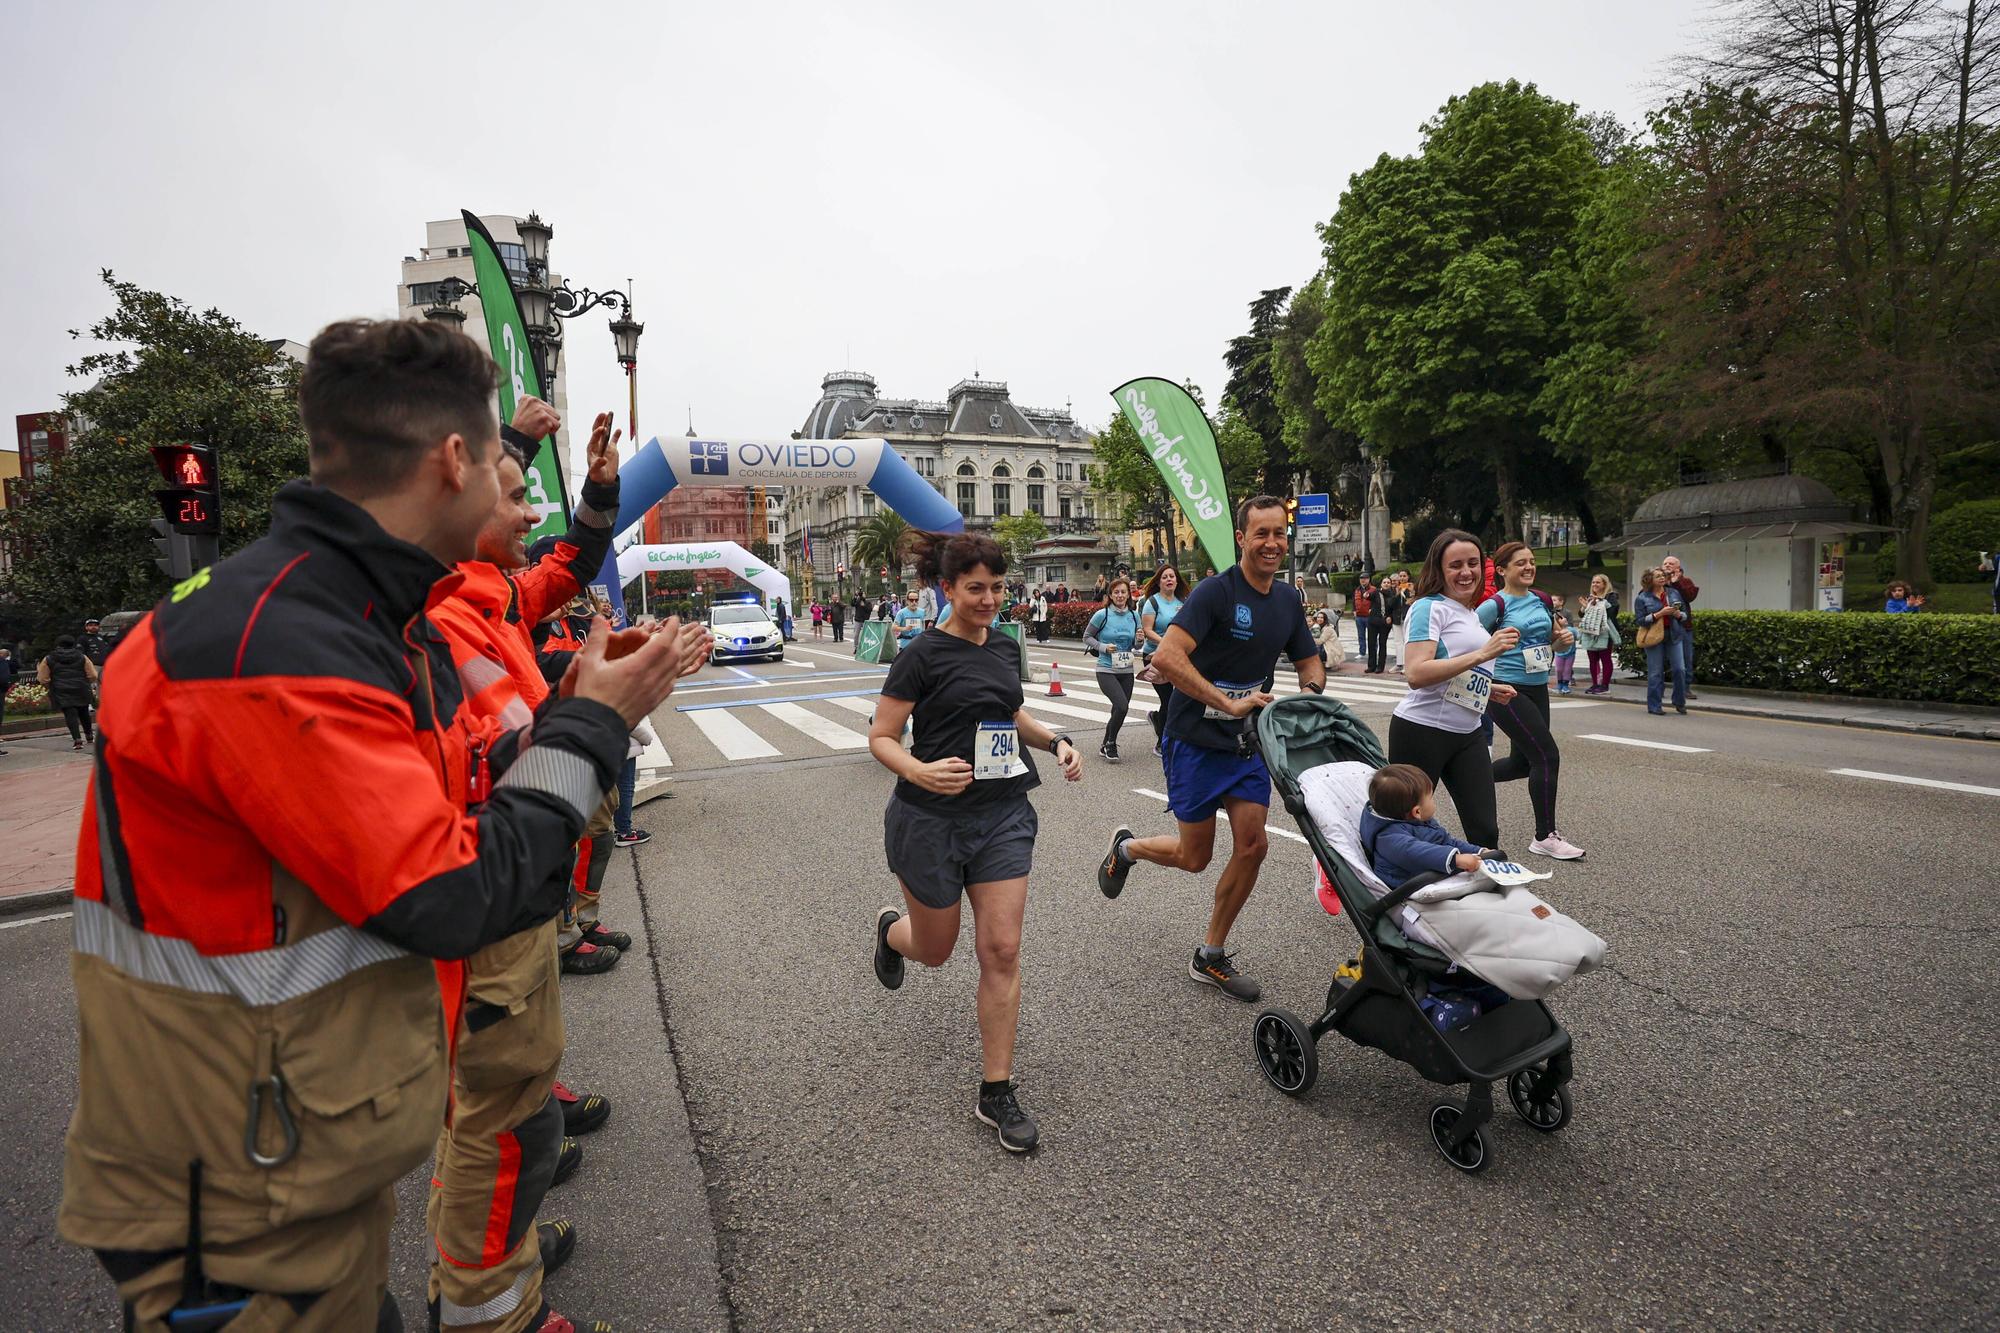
left=1636, top=566, right=1691, bottom=716
left=0, top=646, right=13, bottom=754
left=1366, top=575, right=1401, bottom=674
left=1386, top=571, right=1412, bottom=673
left=1662, top=555, right=1700, bottom=699
left=39, top=636, right=98, bottom=751
left=1351, top=573, right=1376, bottom=661
left=1575, top=574, right=1620, bottom=694
left=1030, top=586, right=1052, bottom=644
left=79, top=617, right=112, bottom=667
left=830, top=595, right=847, bottom=642
left=1550, top=594, right=1578, bottom=695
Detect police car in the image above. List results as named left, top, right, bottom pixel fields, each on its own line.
left=707, top=597, right=785, bottom=664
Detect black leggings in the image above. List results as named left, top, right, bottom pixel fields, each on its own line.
left=1387, top=715, right=1499, bottom=849
left=1149, top=680, right=1174, bottom=739
left=61, top=706, right=94, bottom=745
left=1096, top=671, right=1133, bottom=746
left=1488, top=681, right=1560, bottom=839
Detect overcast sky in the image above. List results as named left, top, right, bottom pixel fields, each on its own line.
left=2, top=0, right=1713, bottom=463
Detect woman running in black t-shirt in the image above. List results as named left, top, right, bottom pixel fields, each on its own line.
left=868, top=530, right=1083, bottom=1153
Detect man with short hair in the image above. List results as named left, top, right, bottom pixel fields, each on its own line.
left=58, top=318, right=685, bottom=1330
left=1096, top=496, right=1326, bottom=1001
left=1661, top=554, right=1700, bottom=699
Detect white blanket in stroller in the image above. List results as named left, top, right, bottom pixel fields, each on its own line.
left=1297, top=762, right=1608, bottom=1000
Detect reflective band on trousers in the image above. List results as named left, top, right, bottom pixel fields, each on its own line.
left=495, top=745, right=602, bottom=823
left=439, top=1253, right=541, bottom=1326
left=71, top=896, right=409, bottom=1006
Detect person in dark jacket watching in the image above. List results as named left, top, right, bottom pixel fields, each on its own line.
left=1661, top=554, right=1699, bottom=699
left=39, top=636, right=99, bottom=750
left=78, top=618, right=112, bottom=667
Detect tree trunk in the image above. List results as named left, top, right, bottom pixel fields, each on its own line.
left=1492, top=457, right=1522, bottom=548
left=1577, top=496, right=1607, bottom=569
left=1888, top=417, right=1936, bottom=584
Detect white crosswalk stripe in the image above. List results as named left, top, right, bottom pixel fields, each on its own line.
left=686, top=707, right=782, bottom=761
left=826, top=695, right=878, bottom=717
left=759, top=702, right=871, bottom=750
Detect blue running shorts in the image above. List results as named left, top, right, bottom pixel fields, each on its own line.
left=1162, top=737, right=1272, bottom=825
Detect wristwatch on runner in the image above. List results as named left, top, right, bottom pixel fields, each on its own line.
left=1047, top=733, right=1073, bottom=755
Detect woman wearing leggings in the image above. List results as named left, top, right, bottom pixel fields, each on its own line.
left=869, top=530, right=1083, bottom=1152
left=1478, top=542, right=1583, bottom=860
left=1084, top=576, right=1142, bottom=764
left=1137, top=565, right=1184, bottom=758
left=1387, top=531, right=1519, bottom=850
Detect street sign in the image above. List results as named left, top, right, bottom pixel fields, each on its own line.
left=1296, top=493, right=1330, bottom=527
left=1297, top=525, right=1333, bottom=545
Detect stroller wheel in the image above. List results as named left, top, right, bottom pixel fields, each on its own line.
left=1252, top=1008, right=1318, bottom=1097
left=1428, top=1103, right=1493, bottom=1174
left=1506, top=1068, right=1573, bottom=1133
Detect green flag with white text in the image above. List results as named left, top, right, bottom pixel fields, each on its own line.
left=1110, top=377, right=1234, bottom=574
left=462, top=210, right=570, bottom=542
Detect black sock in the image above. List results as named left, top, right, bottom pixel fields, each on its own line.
left=980, top=1078, right=1012, bottom=1098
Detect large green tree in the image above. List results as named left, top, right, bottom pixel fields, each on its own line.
left=1307, top=80, right=1602, bottom=540
left=1221, top=286, right=1295, bottom=493
left=0, top=272, right=309, bottom=645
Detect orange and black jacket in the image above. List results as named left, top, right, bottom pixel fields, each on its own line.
left=450, top=473, right=618, bottom=716
left=73, top=480, right=630, bottom=965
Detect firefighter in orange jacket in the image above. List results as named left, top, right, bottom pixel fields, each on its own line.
left=425, top=403, right=703, bottom=1333
left=56, top=319, right=688, bottom=1331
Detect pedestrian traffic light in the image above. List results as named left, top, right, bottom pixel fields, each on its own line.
left=150, top=442, right=221, bottom=535
left=150, top=516, right=193, bottom=580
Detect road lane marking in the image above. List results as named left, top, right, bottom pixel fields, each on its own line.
left=1577, top=734, right=1712, bottom=754
left=787, top=645, right=867, bottom=663
left=0, top=911, right=71, bottom=931
left=1829, top=768, right=2000, bottom=798
left=1021, top=697, right=1115, bottom=723
left=678, top=687, right=886, bottom=712
left=760, top=702, right=871, bottom=750
left=827, top=696, right=878, bottom=717
left=1129, top=788, right=1309, bottom=843
left=687, top=708, right=782, bottom=760
left=676, top=668, right=884, bottom=695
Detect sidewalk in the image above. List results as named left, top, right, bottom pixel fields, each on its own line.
left=0, top=736, right=91, bottom=911
left=1028, top=633, right=2000, bottom=741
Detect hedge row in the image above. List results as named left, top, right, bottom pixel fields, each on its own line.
left=1610, top=610, right=2000, bottom=706
left=1007, top=600, right=1111, bottom=638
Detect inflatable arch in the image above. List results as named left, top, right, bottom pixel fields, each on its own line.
left=596, top=434, right=963, bottom=621
left=615, top=541, right=792, bottom=611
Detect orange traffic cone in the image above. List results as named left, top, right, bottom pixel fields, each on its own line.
left=1047, top=660, right=1065, bottom=697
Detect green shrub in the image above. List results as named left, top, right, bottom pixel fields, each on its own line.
left=1927, top=499, right=2000, bottom=584
left=1612, top=610, right=2000, bottom=705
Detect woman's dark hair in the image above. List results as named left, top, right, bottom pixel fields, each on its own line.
left=1368, top=763, right=1434, bottom=820
left=1105, top=575, right=1134, bottom=603
left=1640, top=566, right=1664, bottom=592
left=56, top=634, right=78, bottom=649
left=1142, top=565, right=1183, bottom=600
left=901, top=530, right=1006, bottom=585
left=1413, top=529, right=1483, bottom=601
left=1491, top=541, right=1532, bottom=577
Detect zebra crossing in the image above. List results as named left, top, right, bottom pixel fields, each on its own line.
left=643, top=637, right=1605, bottom=775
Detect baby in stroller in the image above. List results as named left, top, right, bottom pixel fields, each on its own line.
left=1359, top=764, right=1496, bottom=887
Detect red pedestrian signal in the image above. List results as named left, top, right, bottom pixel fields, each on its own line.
left=150, top=442, right=221, bottom=536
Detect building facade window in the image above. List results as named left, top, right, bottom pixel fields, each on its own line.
left=993, top=484, right=1011, bottom=517
left=957, top=481, right=977, bottom=518
left=1027, top=484, right=1045, bottom=514
left=1057, top=461, right=1074, bottom=481
left=1059, top=497, right=1072, bottom=520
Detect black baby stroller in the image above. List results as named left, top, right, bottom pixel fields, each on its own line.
left=1248, top=695, right=1575, bottom=1174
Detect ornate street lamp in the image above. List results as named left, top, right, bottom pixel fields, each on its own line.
left=516, top=212, right=553, bottom=277
left=419, top=276, right=478, bottom=327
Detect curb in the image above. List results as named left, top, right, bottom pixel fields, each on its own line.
left=0, top=888, right=74, bottom=917
left=1591, top=692, right=2000, bottom=741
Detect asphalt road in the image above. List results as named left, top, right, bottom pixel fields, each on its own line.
left=4, top=645, right=1996, bottom=1329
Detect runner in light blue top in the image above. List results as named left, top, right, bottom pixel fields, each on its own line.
left=1138, top=565, right=1186, bottom=757
left=1476, top=587, right=1558, bottom=686
left=1474, top=542, right=1582, bottom=861
left=1083, top=577, right=1143, bottom=762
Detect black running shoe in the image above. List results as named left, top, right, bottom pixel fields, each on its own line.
left=974, top=1081, right=1040, bottom=1153
left=551, top=1135, right=582, bottom=1187
left=874, top=907, right=905, bottom=990
left=1098, top=826, right=1135, bottom=900
left=1189, top=949, right=1262, bottom=1002
left=538, top=1219, right=578, bottom=1278
left=1098, top=741, right=1121, bottom=764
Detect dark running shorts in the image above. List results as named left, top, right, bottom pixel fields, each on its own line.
left=1162, top=737, right=1272, bottom=824
left=883, top=795, right=1038, bottom=910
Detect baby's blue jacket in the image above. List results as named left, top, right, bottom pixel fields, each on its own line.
left=1359, top=807, right=1482, bottom=889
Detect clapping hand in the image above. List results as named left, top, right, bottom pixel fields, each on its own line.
left=586, top=412, right=622, bottom=484
left=511, top=395, right=560, bottom=441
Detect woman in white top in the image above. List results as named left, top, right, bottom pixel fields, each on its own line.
left=1386, top=530, right=1520, bottom=849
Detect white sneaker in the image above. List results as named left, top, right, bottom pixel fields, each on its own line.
left=1529, top=833, right=1586, bottom=860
